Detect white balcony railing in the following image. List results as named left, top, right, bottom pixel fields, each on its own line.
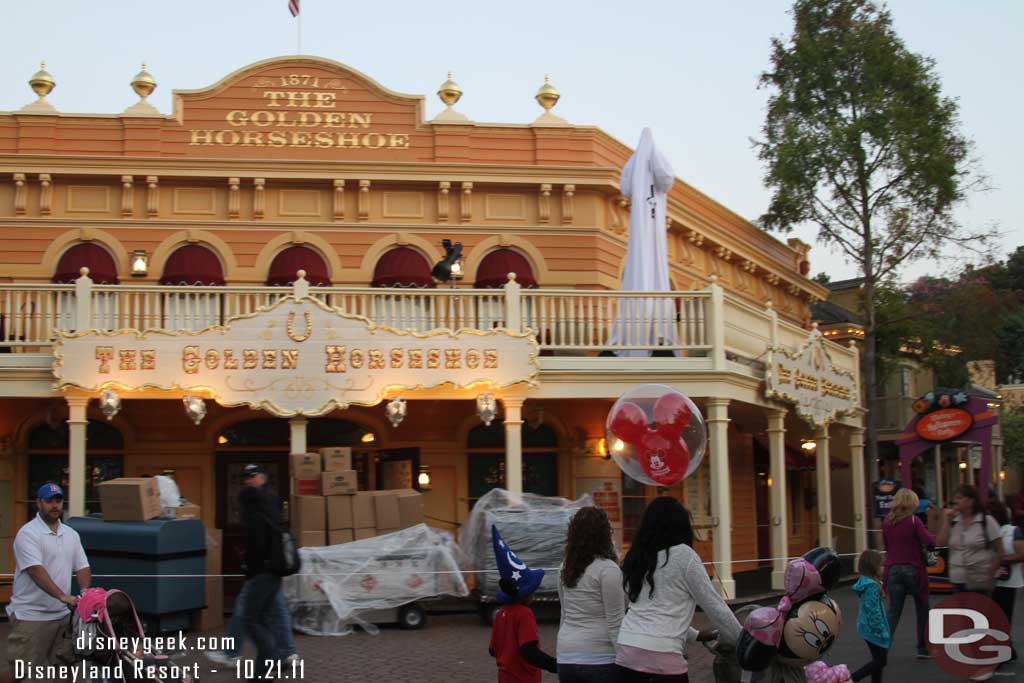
left=0, top=271, right=860, bottom=383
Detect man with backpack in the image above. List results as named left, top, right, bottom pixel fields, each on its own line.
left=235, top=463, right=287, bottom=674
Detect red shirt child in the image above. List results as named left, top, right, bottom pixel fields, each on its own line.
left=489, top=526, right=557, bottom=682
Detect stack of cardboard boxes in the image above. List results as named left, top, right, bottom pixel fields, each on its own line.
left=289, top=447, right=425, bottom=547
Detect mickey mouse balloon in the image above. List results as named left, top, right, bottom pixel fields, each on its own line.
left=605, top=384, right=706, bottom=487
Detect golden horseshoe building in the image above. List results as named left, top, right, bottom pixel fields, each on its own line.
left=0, top=56, right=866, bottom=598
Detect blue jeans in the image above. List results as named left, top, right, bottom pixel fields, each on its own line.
left=886, top=564, right=928, bottom=653
left=227, top=577, right=296, bottom=659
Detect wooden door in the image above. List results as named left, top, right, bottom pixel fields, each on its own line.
left=215, top=452, right=288, bottom=603
left=422, top=465, right=458, bottom=532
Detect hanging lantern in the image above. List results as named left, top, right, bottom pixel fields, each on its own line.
left=182, top=394, right=207, bottom=425
left=386, top=397, right=407, bottom=428
left=99, top=387, right=121, bottom=420
left=476, top=393, right=498, bottom=426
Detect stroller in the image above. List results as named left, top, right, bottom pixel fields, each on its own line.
left=73, top=587, right=193, bottom=683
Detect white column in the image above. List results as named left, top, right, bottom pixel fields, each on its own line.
left=289, top=416, right=308, bottom=455
left=815, top=425, right=833, bottom=548
left=850, top=428, right=867, bottom=556
left=503, top=398, right=524, bottom=494
left=67, top=396, right=89, bottom=518
left=934, top=445, right=944, bottom=507
left=707, top=398, right=734, bottom=598
left=767, top=408, right=788, bottom=590
left=706, top=278, right=726, bottom=371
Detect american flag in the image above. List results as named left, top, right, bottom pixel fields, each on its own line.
left=288, top=0, right=299, bottom=17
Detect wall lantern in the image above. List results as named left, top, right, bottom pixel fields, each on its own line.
left=431, top=239, right=464, bottom=283
left=959, top=461, right=968, bottom=470
left=800, top=439, right=817, bottom=452
left=131, top=250, right=149, bottom=276
left=99, top=387, right=121, bottom=420
left=417, top=465, right=432, bottom=491
left=386, top=397, right=407, bottom=428
left=182, top=394, right=206, bottom=425
left=360, top=432, right=376, bottom=444
left=476, top=393, right=498, bottom=426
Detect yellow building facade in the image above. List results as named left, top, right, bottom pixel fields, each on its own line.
left=0, top=56, right=866, bottom=598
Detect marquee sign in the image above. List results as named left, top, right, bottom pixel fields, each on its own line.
left=53, top=297, right=539, bottom=417
left=765, top=331, right=857, bottom=427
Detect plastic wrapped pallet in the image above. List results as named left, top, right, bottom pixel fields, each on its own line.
left=282, top=523, right=468, bottom=636
left=458, top=488, right=593, bottom=599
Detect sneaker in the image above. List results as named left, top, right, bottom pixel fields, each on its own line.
left=284, top=654, right=301, bottom=664
left=205, top=650, right=240, bottom=666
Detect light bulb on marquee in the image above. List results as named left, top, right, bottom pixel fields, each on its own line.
left=182, top=394, right=207, bottom=425
left=99, top=387, right=121, bottom=420
left=476, top=393, right=498, bottom=426
left=386, top=397, right=407, bottom=428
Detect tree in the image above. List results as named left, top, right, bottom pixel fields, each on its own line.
left=1001, top=407, right=1024, bottom=468
left=756, top=0, right=991, bottom=461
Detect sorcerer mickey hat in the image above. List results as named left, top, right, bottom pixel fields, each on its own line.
left=491, top=524, right=545, bottom=604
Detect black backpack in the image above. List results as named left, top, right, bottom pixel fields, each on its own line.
left=265, top=515, right=302, bottom=577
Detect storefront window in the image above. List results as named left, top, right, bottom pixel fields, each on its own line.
left=26, top=420, right=124, bottom=518
left=466, top=420, right=558, bottom=506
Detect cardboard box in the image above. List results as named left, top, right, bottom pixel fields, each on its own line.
left=192, top=528, right=224, bottom=631
left=319, top=447, right=352, bottom=472
left=328, top=529, right=354, bottom=545
left=372, top=490, right=401, bottom=529
left=97, top=478, right=162, bottom=521
left=290, top=453, right=322, bottom=480
left=327, top=496, right=354, bottom=530
left=354, top=528, right=375, bottom=541
left=375, top=528, right=399, bottom=538
left=352, top=492, right=375, bottom=528
left=174, top=503, right=201, bottom=519
left=321, top=470, right=357, bottom=496
left=293, top=478, right=322, bottom=496
left=297, top=530, right=325, bottom=548
left=396, top=490, right=424, bottom=528
left=290, top=495, right=326, bottom=531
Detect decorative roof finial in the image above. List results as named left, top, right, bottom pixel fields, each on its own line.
left=22, top=61, right=58, bottom=113
left=531, top=74, right=569, bottom=127
left=125, top=62, right=160, bottom=116
left=432, top=70, right=470, bottom=123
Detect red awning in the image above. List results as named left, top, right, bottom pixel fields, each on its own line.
left=266, top=246, right=330, bottom=286
left=160, top=244, right=225, bottom=286
left=53, top=243, right=119, bottom=284
left=474, top=249, right=537, bottom=289
left=372, top=247, right=435, bottom=288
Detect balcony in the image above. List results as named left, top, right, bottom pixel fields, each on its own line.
left=0, top=273, right=859, bottom=382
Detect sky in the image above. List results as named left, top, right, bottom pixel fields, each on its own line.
left=2, top=0, right=1021, bottom=284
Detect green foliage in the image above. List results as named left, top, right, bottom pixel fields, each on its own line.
left=998, top=310, right=1024, bottom=382
left=1002, top=408, right=1024, bottom=468
left=757, top=0, right=982, bottom=280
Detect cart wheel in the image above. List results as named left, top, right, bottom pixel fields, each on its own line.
left=480, top=603, right=502, bottom=626
left=398, top=603, right=426, bottom=630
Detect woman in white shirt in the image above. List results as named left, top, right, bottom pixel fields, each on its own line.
left=615, top=496, right=741, bottom=683
left=988, top=499, right=1023, bottom=663
left=557, top=506, right=624, bottom=682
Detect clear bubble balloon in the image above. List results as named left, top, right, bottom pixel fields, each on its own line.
left=605, top=384, right=706, bottom=487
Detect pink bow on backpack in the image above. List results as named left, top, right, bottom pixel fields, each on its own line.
left=76, top=587, right=108, bottom=623
left=744, top=557, right=825, bottom=646
left=804, top=661, right=851, bottom=683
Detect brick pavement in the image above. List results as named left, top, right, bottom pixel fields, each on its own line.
left=2, top=586, right=1021, bottom=682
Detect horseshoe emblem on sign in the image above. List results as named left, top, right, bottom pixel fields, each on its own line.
left=286, top=311, right=313, bottom=342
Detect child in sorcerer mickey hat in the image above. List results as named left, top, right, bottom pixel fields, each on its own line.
left=488, top=525, right=558, bottom=682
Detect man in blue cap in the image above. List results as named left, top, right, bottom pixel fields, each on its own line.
left=6, top=483, right=91, bottom=679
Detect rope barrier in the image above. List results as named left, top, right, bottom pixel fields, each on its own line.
left=0, top=548, right=948, bottom=580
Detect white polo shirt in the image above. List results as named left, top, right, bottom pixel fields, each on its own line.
left=6, top=514, right=89, bottom=621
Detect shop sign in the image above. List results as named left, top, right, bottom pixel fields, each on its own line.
left=765, top=331, right=857, bottom=427
left=872, top=479, right=901, bottom=519
left=53, top=297, right=539, bottom=417
left=915, top=408, right=973, bottom=442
